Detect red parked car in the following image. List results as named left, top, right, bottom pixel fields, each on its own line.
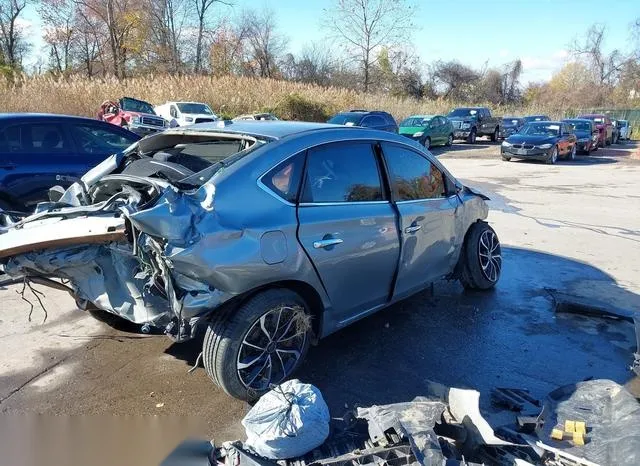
left=98, top=97, right=168, bottom=137
left=577, top=114, right=613, bottom=147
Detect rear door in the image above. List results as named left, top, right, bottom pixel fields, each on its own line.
left=297, top=141, right=400, bottom=324
left=380, top=142, right=459, bottom=299
left=0, top=120, right=81, bottom=206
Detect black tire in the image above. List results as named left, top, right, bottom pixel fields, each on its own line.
left=605, top=137, right=611, bottom=146
left=202, top=289, right=311, bottom=401
left=592, top=141, right=599, bottom=152
left=501, top=155, right=512, bottom=161
left=459, top=222, right=502, bottom=290
left=490, top=127, right=499, bottom=142
left=546, top=146, right=558, bottom=164
left=467, top=128, right=477, bottom=144
left=423, top=137, right=431, bottom=150
left=446, top=134, right=453, bottom=147
left=568, top=144, right=576, bottom=161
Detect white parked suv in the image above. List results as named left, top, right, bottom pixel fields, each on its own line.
left=154, top=101, right=218, bottom=127
left=617, top=120, right=632, bottom=141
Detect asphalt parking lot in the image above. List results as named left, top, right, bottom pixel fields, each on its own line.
left=1, top=139, right=639, bottom=460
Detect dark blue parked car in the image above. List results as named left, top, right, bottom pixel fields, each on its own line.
left=0, top=114, right=140, bottom=212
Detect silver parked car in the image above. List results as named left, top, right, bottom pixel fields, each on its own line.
left=0, top=121, right=501, bottom=400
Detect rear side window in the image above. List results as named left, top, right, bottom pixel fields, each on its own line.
left=0, top=124, right=67, bottom=153
left=262, top=152, right=304, bottom=203
left=382, top=144, right=447, bottom=200
left=302, top=142, right=383, bottom=203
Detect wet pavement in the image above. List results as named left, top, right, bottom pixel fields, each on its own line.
left=1, top=140, right=639, bottom=453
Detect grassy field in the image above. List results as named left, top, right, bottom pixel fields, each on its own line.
left=0, top=74, right=636, bottom=134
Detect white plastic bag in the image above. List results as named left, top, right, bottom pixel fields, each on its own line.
left=242, top=380, right=330, bottom=459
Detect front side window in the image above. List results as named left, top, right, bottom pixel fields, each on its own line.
left=70, top=124, right=139, bottom=154
left=302, top=142, right=383, bottom=203
left=382, top=144, right=446, bottom=201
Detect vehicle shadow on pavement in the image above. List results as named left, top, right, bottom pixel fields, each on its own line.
left=431, top=143, right=494, bottom=154
left=297, top=246, right=640, bottom=415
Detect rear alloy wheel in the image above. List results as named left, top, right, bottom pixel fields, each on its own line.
left=446, top=134, right=454, bottom=146
left=459, top=222, right=502, bottom=290
left=490, top=127, right=499, bottom=142
left=546, top=146, right=558, bottom=164
left=423, top=137, right=431, bottom=150
left=202, top=289, right=311, bottom=401
left=568, top=144, right=576, bottom=161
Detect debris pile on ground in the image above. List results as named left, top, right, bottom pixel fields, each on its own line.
left=163, top=378, right=640, bottom=465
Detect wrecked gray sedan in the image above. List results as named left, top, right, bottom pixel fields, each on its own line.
left=0, top=121, right=501, bottom=400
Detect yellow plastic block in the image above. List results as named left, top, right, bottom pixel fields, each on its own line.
left=551, top=428, right=565, bottom=440
left=564, top=420, right=576, bottom=433
left=573, top=432, right=585, bottom=445
left=575, top=421, right=587, bottom=435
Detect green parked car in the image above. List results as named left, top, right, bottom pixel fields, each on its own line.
left=398, top=115, right=454, bottom=149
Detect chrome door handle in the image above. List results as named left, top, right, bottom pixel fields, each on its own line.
left=405, top=225, right=422, bottom=234
left=313, top=238, right=343, bottom=249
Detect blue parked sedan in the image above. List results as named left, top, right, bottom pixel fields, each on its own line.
left=0, top=113, right=140, bottom=211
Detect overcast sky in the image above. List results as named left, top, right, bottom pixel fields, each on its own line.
left=22, top=0, right=640, bottom=84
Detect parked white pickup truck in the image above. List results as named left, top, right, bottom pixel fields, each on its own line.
left=154, top=101, right=218, bottom=127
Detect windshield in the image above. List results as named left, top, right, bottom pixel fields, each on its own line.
left=177, top=103, right=213, bottom=115
left=120, top=97, right=156, bottom=115
left=448, top=108, right=477, bottom=118
left=328, top=113, right=363, bottom=125
left=502, top=118, right=521, bottom=127
left=521, top=122, right=560, bottom=136
left=400, top=117, right=432, bottom=127
left=565, top=121, right=591, bottom=131
left=619, top=121, right=628, bottom=127
left=523, top=115, right=549, bottom=123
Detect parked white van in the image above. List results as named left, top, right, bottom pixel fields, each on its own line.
left=155, top=102, right=218, bottom=127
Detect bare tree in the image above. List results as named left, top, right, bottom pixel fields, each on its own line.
left=72, top=0, right=142, bottom=78
left=570, top=24, right=629, bottom=86
left=143, top=0, right=190, bottom=73
left=323, top=0, right=415, bottom=92
left=39, top=0, right=77, bottom=74
left=191, top=0, right=230, bottom=73
left=280, top=43, right=336, bottom=85
left=74, top=7, right=107, bottom=76
left=208, top=18, right=249, bottom=75
left=431, top=60, right=479, bottom=100
left=0, top=0, right=29, bottom=68
left=241, top=8, right=287, bottom=78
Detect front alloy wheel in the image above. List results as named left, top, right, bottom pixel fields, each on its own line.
left=423, top=137, right=431, bottom=150
left=446, top=134, right=454, bottom=146
left=568, top=144, right=576, bottom=160
left=546, top=146, right=558, bottom=164
left=459, top=222, right=502, bottom=290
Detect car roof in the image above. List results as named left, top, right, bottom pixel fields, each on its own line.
left=406, top=114, right=436, bottom=118
left=502, top=116, right=522, bottom=119
left=0, top=113, right=105, bottom=122
left=526, top=120, right=562, bottom=125
left=160, top=120, right=354, bottom=140
left=562, top=118, right=591, bottom=122
left=578, top=113, right=606, bottom=117
left=341, top=110, right=390, bottom=115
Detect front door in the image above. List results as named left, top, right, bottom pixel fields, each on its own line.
left=380, top=142, right=459, bottom=299
left=297, top=141, right=400, bottom=325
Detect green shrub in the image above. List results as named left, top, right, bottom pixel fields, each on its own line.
left=272, top=93, right=332, bottom=122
